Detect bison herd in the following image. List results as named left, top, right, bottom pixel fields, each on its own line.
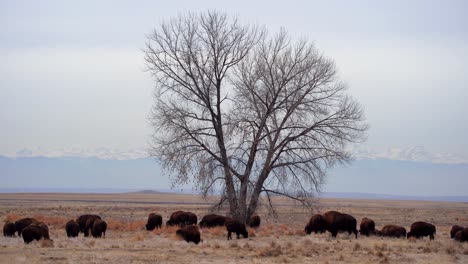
left=3, top=217, right=50, bottom=244
left=3, top=210, right=468, bottom=245
left=304, top=211, right=440, bottom=240
left=3, top=214, right=107, bottom=243
left=303, top=210, right=468, bottom=243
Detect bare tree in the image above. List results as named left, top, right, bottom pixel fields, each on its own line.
left=144, top=11, right=367, bottom=222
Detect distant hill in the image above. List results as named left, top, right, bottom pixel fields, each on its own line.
left=1, top=155, right=467, bottom=200
left=0, top=156, right=168, bottom=190
left=326, top=158, right=468, bottom=197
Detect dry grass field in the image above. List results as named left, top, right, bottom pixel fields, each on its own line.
left=1, top=192, right=468, bottom=263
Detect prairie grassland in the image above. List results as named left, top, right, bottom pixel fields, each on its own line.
left=0, top=193, right=467, bottom=263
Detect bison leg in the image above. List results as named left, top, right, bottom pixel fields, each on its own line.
left=236, top=232, right=240, bottom=239
left=353, top=229, right=358, bottom=239
left=227, top=231, right=232, bottom=240
left=331, top=231, right=338, bottom=238
left=430, top=234, right=434, bottom=240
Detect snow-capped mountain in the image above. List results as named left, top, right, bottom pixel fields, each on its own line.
left=5, top=146, right=468, bottom=164
left=12, top=147, right=148, bottom=160
left=352, top=146, right=468, bottom=164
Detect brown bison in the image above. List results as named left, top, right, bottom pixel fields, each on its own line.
left=76, top=214, right=101, bottom=237
left=407, top=221, right=436, bottom=240
left=305, top=214, right=327, bottom=234
left=199, top=214, right=228, bottom=228
left=454, top=228, right=468, bottom=242
left=359, top=217, right=375, bottom=236
left=248, top=215, right=261, bottom=228
left=22, top=225, right=50, bottom=244
left=91, top=219, right=107, bottom=238
left=450, top=225, right=464, bottom=239
left=323, top=211, right=358, bottom=238
left=146, top=213, right=162, bottom=230
left=37, top=222, right=48, bottom=231
left=176, top=225, right=201, bottom=244
left=225, top=220, right=248, bottom=240
left=376, top=225, right=407, bottom=238
left=3, top=222, right=16, bottom=237
left=166, top=211, right=197, bottom=227
left=14, top=218, right=40, bottom=237
left=66, top=220, right=80, bottom=238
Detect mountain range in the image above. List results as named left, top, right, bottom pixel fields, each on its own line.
left=1, top=154, right=467, bottom=200
left=8, top=146, right=468, bottom=164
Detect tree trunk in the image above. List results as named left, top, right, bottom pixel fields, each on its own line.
left=238, top=177, right=249, bottom=223
left=223, top=167, right=240, bottom=220
left=246, top=163, right=271, bottom=220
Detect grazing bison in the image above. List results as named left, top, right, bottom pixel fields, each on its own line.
left=248, top=215, right=261, bottom=228
left=199, top=214, right=227, bottom=228
left=176, top=225, right=201, bottom=244
left=305, top=214, right=327, bottom=234
left=14, top=218, right=39, bottom=237
left=66, top=220, right=80, bottom=238
left=225, top=220, right=248, bottom=240
left=377, top=225, right=407, bottom=238
left=146, top=213, right=163, bottom=231
left=37, top=222, right=49, bottom=231
left=407, top=221, right=436, bottom=240
left=3, top=222, right=16, bottom=237
left=451, top=225, right=464, bottom=239
left=91, top=219, right=107, bottom=238
left=166, top=211, right=197, bottom=227
left=359, top=217, right=376, bottom=236
left=76, top=214, right=101, bottom=237
left=323, top=211, right=358, bottom=238
left=454, top=228, right=468, bottom=242
left=22, top=225, right=50, bottom=244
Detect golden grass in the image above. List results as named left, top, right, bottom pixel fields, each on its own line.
left=107, top=219, right=146, bottom=232
left=0, top=193, right=468, bottom=264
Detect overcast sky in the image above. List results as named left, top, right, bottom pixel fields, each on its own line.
left=1, top=0, right=467, bottom=157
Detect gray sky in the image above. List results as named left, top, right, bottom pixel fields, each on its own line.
left=1, top=0, right=467, bottom=157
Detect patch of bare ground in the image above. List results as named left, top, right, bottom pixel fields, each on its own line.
left=0, top=193, right=467, bottom=263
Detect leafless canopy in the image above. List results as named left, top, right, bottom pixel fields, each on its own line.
left=144, top=11, right=367, bottom=222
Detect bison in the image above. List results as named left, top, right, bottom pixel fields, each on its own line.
left=176, top=225, right=201, bottom=244
left=225, top=220, right=248, bottom=240
left=323, top=211, right=358, bottom=238
left=407, top=221, right=436, bottom=240
left=22, top=224, right=50, bottom=244
left=66, top=220, right=80, bottom=238
left=146, top=213, right=162, bottom=231
left=3, top=222, right=16, bottom=237
left=377, top=225, right=407, bottom=238
left=305, top=214, right=327, bottom=234
left=76, top=214, right=101, bottom=237
left=454, top=228, right=468, bottom=242
left=359, top=217, right=375, bottom=236
left=248, top=215, right=261, bottom=228
left=199, top=214, right=227, bottom=228
left=14, top=218, right=40, bottom=237
left=37, top=222, right=48, bottom=231
left=91, top=219, right=107, bottom=238
left=166, top=211, right=197, bottom=227
left=450, top=225, right=464, bottom=239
